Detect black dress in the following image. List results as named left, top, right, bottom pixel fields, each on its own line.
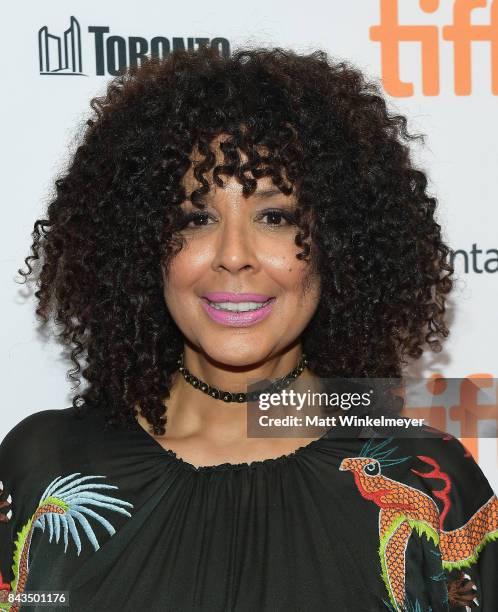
left=0, top=406, right=497, bottom=611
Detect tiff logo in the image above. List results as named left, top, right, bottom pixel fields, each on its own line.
left=39, top=16, right=84, bottom=76
left=370, top=0, right=498, bottom=96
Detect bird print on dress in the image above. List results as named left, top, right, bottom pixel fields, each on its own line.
left=0, top=482, right=12, bottom=525
left=0, top=481, right=13, bottom=599
left=339, top=437, right=498, bottom=612
left=0, top=472, right=133, bottom=612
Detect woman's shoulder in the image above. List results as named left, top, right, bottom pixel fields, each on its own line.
left=395, top=427, right=495, bottom=498
left=343, top=428, right=498, bottom=607
left=0, top=406, right=102, bottom=480
left=343, top=425, right=497, bottom=533
left=1, top=406, right=77, bottom=452
left=364, top=426, right=495, bottom=505
left=3, top=404, right=76, bottom=435
left=370, top=427, right=498, bottom=553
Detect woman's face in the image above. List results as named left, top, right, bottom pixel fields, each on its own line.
left=162, top=148, right=321, bottom=367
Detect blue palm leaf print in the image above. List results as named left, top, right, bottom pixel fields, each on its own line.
left=33, top=472, right=134, bottom=555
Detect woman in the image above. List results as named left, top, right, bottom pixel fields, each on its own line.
left=0, top=47, right=496, bottom=612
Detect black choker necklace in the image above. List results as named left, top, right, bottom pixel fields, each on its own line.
left=176, top=353, right=308, bottom=403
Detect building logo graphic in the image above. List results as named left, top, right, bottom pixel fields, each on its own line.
left=38, top=16, right=230, bottom=77
left=39, top=16, right=84, bottom=76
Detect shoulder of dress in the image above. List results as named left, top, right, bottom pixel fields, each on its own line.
left=2, top=406, right=76, bottom=445
left=0, top=407, right=82, bottom=477
left=390, top=429, right=496, bottom=508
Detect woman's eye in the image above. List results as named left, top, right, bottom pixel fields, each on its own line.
left=179, top=209, right=296, bottom=229
left=181, top=212, right=212, bottom=228
left=259, top=210, right=296, bottom=227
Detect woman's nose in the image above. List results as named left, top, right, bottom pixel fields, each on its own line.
left=210, top=217, right=259, bottom=274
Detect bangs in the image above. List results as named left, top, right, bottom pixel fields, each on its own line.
left=183, top=126, right=302, bottom=207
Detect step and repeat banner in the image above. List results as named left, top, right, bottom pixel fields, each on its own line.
left=2, top=0, right=497, bottom=490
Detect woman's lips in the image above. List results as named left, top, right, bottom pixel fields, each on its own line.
left=203, top=292, right=273, bottom=303
left=200, top=298, right=276, bottom=327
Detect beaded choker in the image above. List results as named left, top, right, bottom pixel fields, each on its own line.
left=176, top=353, right=308, bottom=403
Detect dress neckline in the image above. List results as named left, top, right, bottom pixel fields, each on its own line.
left=131, top=413, right=327, bottom=473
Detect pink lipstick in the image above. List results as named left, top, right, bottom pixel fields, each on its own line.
left=201, top=293, right=276, bottom=327
left=203, top=292, right=273, bottom=303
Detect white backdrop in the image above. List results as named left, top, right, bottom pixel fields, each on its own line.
left=2, top=0, right=497, bottom=491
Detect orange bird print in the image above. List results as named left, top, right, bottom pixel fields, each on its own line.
left=339, top=437, right=498, bottom=611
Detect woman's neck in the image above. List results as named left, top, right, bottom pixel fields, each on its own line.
left=139, top=348, right=319, bottom=446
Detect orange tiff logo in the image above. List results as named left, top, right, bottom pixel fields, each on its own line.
left=401, top=374, right=498, bottom=465
left=370, top=0, right=498, bottom=96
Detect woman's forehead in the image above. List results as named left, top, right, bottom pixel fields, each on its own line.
left=181, top=136, right=293, bottom=200
left=183, top=174, right=294, bottom=203
left=182, top=166, right=271, bottom=192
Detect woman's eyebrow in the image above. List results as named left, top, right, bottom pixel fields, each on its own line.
left=252, top=188, right=284, bottom=199
left=188, top=187, right=285, bottom=203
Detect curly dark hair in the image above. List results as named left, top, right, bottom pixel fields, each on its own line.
left=18, top=46, right=454, bottom=436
